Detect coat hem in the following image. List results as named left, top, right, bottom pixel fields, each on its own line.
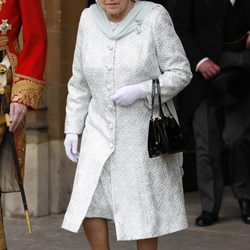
left=61, top=223, right=80, bottom=233
left=116, top=223, right=189, bottom=241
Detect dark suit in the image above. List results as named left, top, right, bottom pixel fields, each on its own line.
left=173, top=0, right=250, bottom=124
left=172, top=0, right=250, bottom=215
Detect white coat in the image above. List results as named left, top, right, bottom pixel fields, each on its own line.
left=62, top=3, right=192, bottom=241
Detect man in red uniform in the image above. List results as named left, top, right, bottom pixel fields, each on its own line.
left=0, top=0, right=47, bottom=248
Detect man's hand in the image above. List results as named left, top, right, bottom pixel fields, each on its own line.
left=9, top=102, right=28, bottom=132
left=198, top=59, right=220, bottom=80
left=246, top=31, right=250, bottom=49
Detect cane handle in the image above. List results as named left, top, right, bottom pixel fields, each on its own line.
left=4, top=113, right=10, bottom=127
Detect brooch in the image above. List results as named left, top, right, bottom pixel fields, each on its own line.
left=135, top=18, right=142, bottom=34
left=0, top=19, right=12, bottom=36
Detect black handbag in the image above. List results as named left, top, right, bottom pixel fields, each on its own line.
left=148, top=79, right=186, bottom=158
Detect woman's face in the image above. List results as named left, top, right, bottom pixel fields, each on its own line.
left=98, top=0, right=133, bottom=22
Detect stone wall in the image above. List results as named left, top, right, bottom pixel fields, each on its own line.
left=45, top=0, right=87, bottom=215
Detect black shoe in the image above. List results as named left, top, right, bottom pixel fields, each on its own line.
left=195, top=211, right=218, bottom=227
left=238, top=200, right=250, bottom=224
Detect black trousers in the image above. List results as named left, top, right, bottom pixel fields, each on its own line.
left=192, top=45, right=250, bottom=214
left=193, top=93, right=250, bottom=214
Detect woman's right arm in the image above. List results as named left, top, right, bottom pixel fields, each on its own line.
left=65, top=11, right=92, bottom=135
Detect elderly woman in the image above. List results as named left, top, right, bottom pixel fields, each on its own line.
left=62, top=0, right=192, bottom=249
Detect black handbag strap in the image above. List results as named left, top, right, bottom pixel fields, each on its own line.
left=155, top=80, right=165, bottom=117
left=151, top=79, right=156, bottom=119
left=151, top=79, right=173, bottom=118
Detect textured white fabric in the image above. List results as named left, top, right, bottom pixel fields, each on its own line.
left=86, top=158, right=114, bottom=220
left=64, top=134, right=79, bottom=163
left=111, top=83, right=145, bottom=106
left=62, top=4, right=192, bottom=241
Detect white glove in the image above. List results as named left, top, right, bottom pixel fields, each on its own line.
left=111, top=84, right=145, bottom=106
left=64, top=133, right=79, bottom=163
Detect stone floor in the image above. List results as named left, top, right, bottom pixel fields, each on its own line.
left=4, top=188, right=250, bottom=250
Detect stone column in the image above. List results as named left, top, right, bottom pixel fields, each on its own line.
left=45, top=0, right=87, bottom=214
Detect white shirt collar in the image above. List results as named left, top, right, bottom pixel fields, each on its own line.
left=230, top=0, right=236, bottom=6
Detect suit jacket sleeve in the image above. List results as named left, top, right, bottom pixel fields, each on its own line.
left=247, top=2, right=250, bottom=29
left=11, top=0, right=47, bottom=109
left=172, top=0, right=207, bottom=71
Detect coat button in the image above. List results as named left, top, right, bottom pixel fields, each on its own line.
left=107, top=65, right=112, bottom=71
left=108, top=122, right=113, bottom=130
left=108, top=105, right=113, bottom=111
left=107, top=84, right=112, bottom=91
left=108, top=45, right=113, bottom=51
left=109, top=143, right=114, bottom=149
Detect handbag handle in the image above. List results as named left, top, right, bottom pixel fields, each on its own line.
left=151, top=79, right=157, bottom=119
left=151, top=79, right=173, bottom=119
left=155, top=79, right=165, bottom=117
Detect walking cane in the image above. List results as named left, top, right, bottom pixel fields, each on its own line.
left=0, top=71, right=32, bottom=234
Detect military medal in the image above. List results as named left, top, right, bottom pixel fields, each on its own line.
left=0, top=19, right=12, bottom=35
left=0, top=0, right=6, bottom=12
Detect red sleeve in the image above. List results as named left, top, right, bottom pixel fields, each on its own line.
left=11, top=0, right=47, bottom=109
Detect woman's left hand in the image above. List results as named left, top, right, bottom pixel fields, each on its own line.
left=111, top=84, right=145, bottom=106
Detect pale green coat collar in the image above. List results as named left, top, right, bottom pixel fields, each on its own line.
left=90, top=1, right=158, bottom=40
